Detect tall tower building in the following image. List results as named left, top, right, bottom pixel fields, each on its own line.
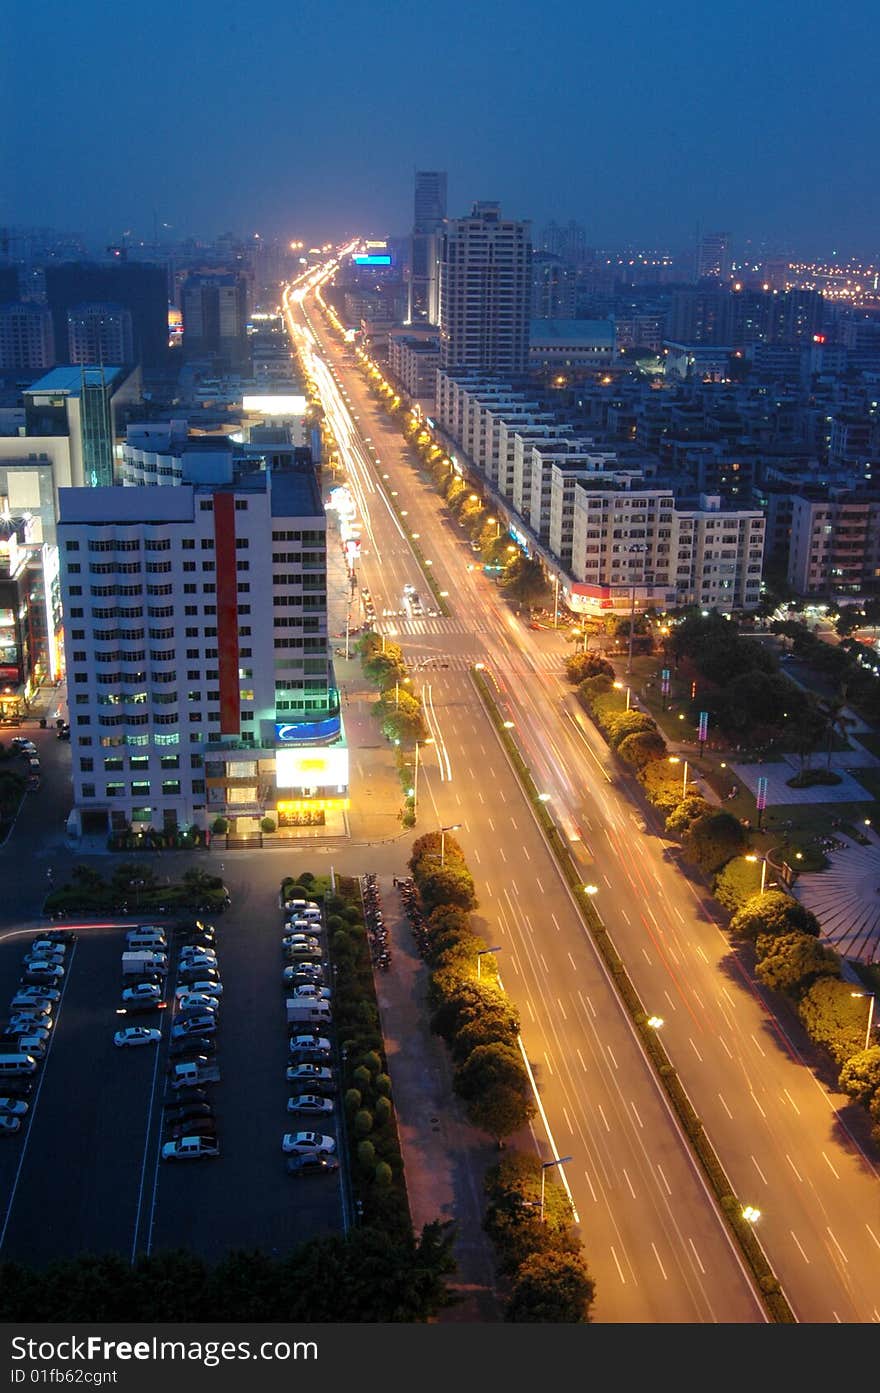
left=68, top=302, right=134, bottom=366
left=408, top=171, right=447, bottom=325
left=696, top=232, right=731, bottom=282
left=44, top=262, right=168, bottom=371
left=0, top=302, right=55, bottom=371
left=438, top=202, right=532, bottom=374
left=182, top=274, right=249, bottom=372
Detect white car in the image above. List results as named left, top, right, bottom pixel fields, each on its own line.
left=11, top=987, right=60, bottom=1006
left=29, top=941, right=67, bottom=958
left=175, top=993, right=219, bottom=1015
left=287, top=1094, right=334, bottom=1115
left=8, top=1019, right=52, bottom=1040
left=281, top=1131, right=336, bottom=1154
left=0, top=1098, right=28, bottom=1117
left=161, top=1135, right=220, bottom=1161
left=290, top=984, right=331, bottom=1001
left=179, top=949, right=218, bottom=966
left=175, top=979, right=222, bottom=998
left=23, top=948, right=65, bottom=966
left=122, top=983, right=162, bottom=1004
left=180, top=943, right=218, bottom=958
left=113, top=1026, right=161, bottom=1048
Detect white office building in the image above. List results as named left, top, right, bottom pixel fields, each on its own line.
left=439, top=203, right=531, bottom=375
left=58, top=457, right=347, bottom=838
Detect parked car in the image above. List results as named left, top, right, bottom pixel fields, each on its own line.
left=7, top=1020, right=51, bottom=1040
left=0, top=1115, right=22, bottom=1136
left=164, top=1102, right=214, bottom=1125
left=174, top=993, right=220, bottom=1015
left=175, top=980, right=222, bottom=999
left=283, top=945, right=323, bottom=962
left=0, top=1097, right=28, bottom=1116
left=20, top=965, right=64, bottom=984
left=28, top=941, right=67, bottom=959
left=286, top=1063, right=334, bottom=1089
left=56, top=723, right=70, bottom=740
left=167, top=1118, right=217, bottom=1140
left=43, top=930, right=77, bottom=945
left=11, top=986, right=60, bottom=1005
left=9, top=1001, right=52, bottom=1020
left=122, top=983, right=163, bottom=1004
left=282, top=1131, right=335, bottom=1155
left=286, top=1153, right=339, bottom=1178
left=171, top=1012, right=217, bottom=1037
left=168, top=1036, right=216, bottom=1061
left=287, top=1094, right=334, bottom=1116
left=23, top=948, right=65, bottom=967
left=113, top=1027, right=161, bottom=1048
left=282, top=934, right=320, bottom=951
left=290, top=984, right=332, bottom=1001
left=180, top=944, right=218, bottom=961
left=161, top=1135, right=220, bottom=1161
left=162, top=1087, right=209, bottom=1109
left=288, top=1037, right=331, bottom=1059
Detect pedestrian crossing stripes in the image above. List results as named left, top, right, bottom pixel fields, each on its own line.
left=376, top=617, right=490, bottom=637
left=403, top=651, right=569, bottom=676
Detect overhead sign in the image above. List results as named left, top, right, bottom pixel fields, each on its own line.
left=242, top=395, right=307, bottom=415
left=353, top=255, right=391, bottom=266
left=276, top=744, right=349, bottom=790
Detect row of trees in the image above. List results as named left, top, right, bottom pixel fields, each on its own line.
left=0, top=1227, right=457, bottom=1322
left=772, top=618, right=880, bottom=724
left=357, top=631, right=427, bottom=826
left=407, top=830, right=595, bottom=1320
left=728, top=890, right=880, bottom=1146
left=44, top=863, right=227, bottom=917
left=284, top=870, right=413, bottom=1241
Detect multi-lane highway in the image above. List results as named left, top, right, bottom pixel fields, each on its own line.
left=284, top=260, right=880, bottom=1324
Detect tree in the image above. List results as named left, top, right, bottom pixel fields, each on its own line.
left=638, top=760, right=686, bottom=815
left=431, top=981, right=517, bottom=1044
left=564, top=653, right=614, bottom=685
left=665, top=795, right=711, bottom=838
left=730, top=890, right=820, bottom=942
left=817, top=689, right=856, bottom=771
left=418, top=866, right=477, bottom=912
left=504, top=1251, right=595, bottom=1323
left=500, top=553, right=550, bottom=609
left=837, top=1047, right=880, bottom=1106
left=410, top=830, right=465, bottom=874
left=754, top=932, right=841, bottom=997
left=797, top=977, right=870, bottom=1067
left=577, top=673, right=615, bottom=708
left=617, top=729, right=667, bottom=770
left=605, top=710, right=657, bottom=749
left=680, top=808, right=747, bottom=874
left=454, top=1043, right=535, bottom=1143
left=483, top=1152, right=579, bottom=1275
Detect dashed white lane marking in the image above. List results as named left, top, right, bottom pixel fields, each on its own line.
left=652, top=1243, right=668, bottom=1281
left=822, top=1151, right=840, bottom=1179
left=610, top=1246, right=626, bottom=1284
left=791, top=1231, right=810, bottom=1264
left=656, top=1164, right=671, bottom=1197
left=689, top=1238, right=706, bottom=1275
left=785, top=1153, right=803, bottom=1182
left=718, top=1093, right=733, bottom=1119
left=751, top=1155, right=768, bottom=1186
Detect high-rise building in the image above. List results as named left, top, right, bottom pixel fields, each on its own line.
left=58, top=456, right=347, bottom=837
left=695, top=232, right=731, bottom=282
left=182, top=273, right=249, bottom=372
left=23, top=365, right=142, bottom=488
left=438, top=202, right=532, bottom=375
left=67, top=303, right=134, bottom=366
left=44, top=262, right=168, bottom=372
left=530, top=252, right=576, bottom=319
left=408, top=171, right=447, bottom=325
left=0, top=302, right=55, bottom=371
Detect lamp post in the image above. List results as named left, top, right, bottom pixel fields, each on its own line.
left=477, top=946, right=502, bottom=979
left=668, top=755, right=688, bottom=800
left=745, top=853, right=768, bottom=895
left=613, top=680, right=631, bottom=711
left=625, top=544, right=647, bottom=676
left=851, top=992, right=876, bottom=1051
left=540, top=1155, right=573, bottom=1222
left=553, top=574, right=559, bottom=628
left=440, top=822, right=462, bottom=868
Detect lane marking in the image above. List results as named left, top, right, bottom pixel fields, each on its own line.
left=791, top=1231, right=810, bottom=1264
left=751, top=1155, right=768, bottom=1186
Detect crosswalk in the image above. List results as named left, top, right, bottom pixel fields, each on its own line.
left=376, top=616, right=490, bottom=638
left=404, top=650, right=569, bottom=676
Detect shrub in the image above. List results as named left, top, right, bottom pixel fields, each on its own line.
left=606, top=710, right=657, bottom=749
left=665, top=795, right=712, bottom=838
left=617, top=729, right=667, bottom=769
left=797, top=977, right=870, bottom=1067
left=357, top=1140, right=376, bottom=1172
left=786, top=769, right=843, bottom=788
left=564, top=654, right=614, bottom=685
left=504, top=1251, right=595, bottom=1323
left=730, top=890, right=821, bottom=942
left=637, top=761, right=686, bottom=815
left=342, top=906, right=362, bottom=925
left=344, top=1088, right=363, bottom=1113
left=577, top=674, right=614, bottom=708
left=360, top=1050, right=382, bottom=1074
left=260, top=817, right=276, bottom=833
left=374, top=1095, right=392, bottom=1125
left=352, top=1065, right=372, bottom=1091
left=418, top=867, right=478, bottom=912
left=211, top=817, right=228, bottom=834
left=837, top=1047, right=880, bottom=1105
left=374, top=1072, right=392, bottom=1097
left=354, top=1109, right=374, bottom=1138
left=374, top=1162, right=393, bottom=1188
left=454, top=1043, right=536, bottom=1143
left=713, top=856, right=764, bottom=912
left=326, top=914, right=344, bottom=931
left=754, top=932, right=841, bottom=997
left=679, top=808, right=747, bottom=874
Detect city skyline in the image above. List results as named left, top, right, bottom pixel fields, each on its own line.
left=3, top=0, right=879, bottom=258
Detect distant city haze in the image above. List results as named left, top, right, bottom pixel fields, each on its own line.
left=3, top=0, right=879, bottom=258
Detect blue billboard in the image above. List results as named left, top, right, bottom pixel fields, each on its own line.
left=353, top=254, right=392, bottom=265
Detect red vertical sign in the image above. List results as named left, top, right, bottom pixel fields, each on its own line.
left=213, top=492, right=240, bottom=735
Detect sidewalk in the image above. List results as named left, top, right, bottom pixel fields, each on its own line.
left=373, top=875, right=502, bottom=1321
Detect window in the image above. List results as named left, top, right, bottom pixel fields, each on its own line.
left=183, top=562, right=196, bottom=573
left=182, top=538, right=195, bottom=550
left=237, top=583, right=250, bottom=593
left=186, top=649, right=199, bottom=659
left=160, top=755, right=179, bottom=769
left=67, top=563, right=81, bottom=574
left=79, top=758, right=94, bottom=772
left=235, top=500, right=248, bottom=511
left=104, top=758, right=123, bottom=771
left=202, top=561, right=216, bottom=572
left=81, top=783, right=96, bottom=799
left=66, top=540, right=80, bottom=552
left=199, top=500, right=213, bottom=511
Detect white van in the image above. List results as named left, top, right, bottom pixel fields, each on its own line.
left=0, top=1053, right=38, bottom=1075
left=126, top=926, right=167, bottom=949
left=14, top=1037, right=47, bottom=1059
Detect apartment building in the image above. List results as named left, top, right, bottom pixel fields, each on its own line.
left=58, top=456, right=346, bottom=838
left=438, top=203, right=531, bottom=375
left=787, top=490, right=880, bottom=596
left=569, top=484, right=764, bottom=614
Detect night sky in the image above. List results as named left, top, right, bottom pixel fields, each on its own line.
left=4, top=0, right=878, bottom=257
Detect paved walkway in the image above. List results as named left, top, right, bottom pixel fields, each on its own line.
left=730, top=757, right=873, bottom=805
left=794, top=829, right=880, bottom=964
left=372, top=875, right=502, bottom=1321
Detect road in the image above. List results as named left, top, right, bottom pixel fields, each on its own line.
left=285, top=278, right=766, bottom=1323
left=286, top=265, right=880, bottom=1324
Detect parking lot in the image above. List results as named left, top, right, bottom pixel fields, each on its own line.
left=0, top=880, right=345, bottom=1267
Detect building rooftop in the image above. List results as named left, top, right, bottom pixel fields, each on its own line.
left=530, top=320, right=615, bottom=343
left=270, top=467, right=323, bottom=520
left=26, top=366, right=125, bottom=396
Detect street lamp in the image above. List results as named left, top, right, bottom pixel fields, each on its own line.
left=612, top=680, right=631, bottom=711
left=540, top=1155, right=573, bottom=1223
left=646, top=1015, right=664, bottom=1030
left=477, top=946, right=502, bottom=979
left=667, top=755, right=688, bottom=800
left=583, top=883, right=599, bottom=896
left=851, top=992, right=876, bottom=1051
left=440, top=823, right=462, bottom=868
left=745, top=853, right=768, bottom=895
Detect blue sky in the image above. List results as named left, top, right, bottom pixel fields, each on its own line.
left=3, top=0, right=878, bottom=258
